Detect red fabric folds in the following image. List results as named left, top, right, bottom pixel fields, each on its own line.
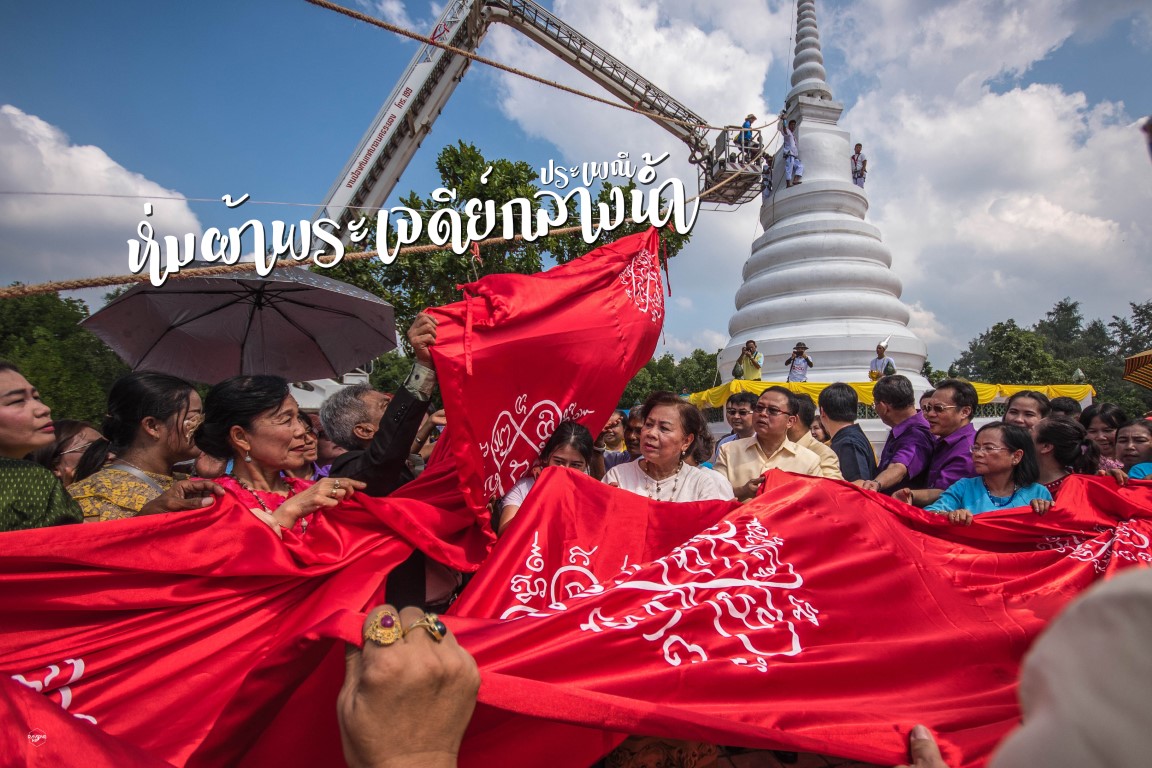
left=0, top=491, right=458, bottom=766
left=448, top=470, right=1152, bottom=768
left=0, top=229, right=666, bottom=766
left=3, top=222, right=1150, bottom=767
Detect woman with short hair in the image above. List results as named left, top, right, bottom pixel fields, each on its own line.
left=603, top=392, right=733, bottom=502
left=1116, top=419, right=1152, bottom=479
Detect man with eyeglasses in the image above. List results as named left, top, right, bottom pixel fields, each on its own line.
left=714, top=387, right=822, bottom=500
left=712, top=392, right=758, bottom=461
left=905, top=378, right=978, bottom=507
left=593, top=406, right=643, bottom=477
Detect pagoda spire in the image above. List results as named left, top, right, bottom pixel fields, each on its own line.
left=786, top=0, right=834, bottom=105
left=719, top=0, right=929, bottom=387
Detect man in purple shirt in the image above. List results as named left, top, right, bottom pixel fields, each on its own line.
left=907, top=378, right=978, bottom=506
left=859, top=375, right=934, bottom=494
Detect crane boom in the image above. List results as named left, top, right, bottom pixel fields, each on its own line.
left=317, top=0, right=761, bottom=234
left=482, top=0, right=709, bottom=161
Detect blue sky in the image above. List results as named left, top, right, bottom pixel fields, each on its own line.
left=1, top=0, right=1150, bottom=371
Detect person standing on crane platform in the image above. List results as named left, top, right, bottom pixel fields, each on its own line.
left=738, top=113, right=760, bottom=162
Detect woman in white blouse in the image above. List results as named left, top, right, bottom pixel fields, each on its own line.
left=604, top=391, right=733, bottom=502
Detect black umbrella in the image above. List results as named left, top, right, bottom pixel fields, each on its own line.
left=83, top=267, right=397, bottom=384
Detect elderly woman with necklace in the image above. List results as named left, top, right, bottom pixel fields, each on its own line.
left=603, top=391, right=732, bottom=502
left=194, top=375, right=364, bottom=535
left=922, top=423, right=1052, bottom=526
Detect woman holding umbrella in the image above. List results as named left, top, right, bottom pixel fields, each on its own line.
left=194, top=375, right=364, bottom=535
left=70, top=372, right=223, bottom=520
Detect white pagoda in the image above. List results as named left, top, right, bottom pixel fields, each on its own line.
left=721, top=0, right=929, bottom=388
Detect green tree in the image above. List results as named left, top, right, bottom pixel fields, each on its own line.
left=323, top=141, right=692, bottom=354
left=675, top=349, right=723, bottom=393
left=0, top=293, right=129, bottom=423
left=952, top=320, right=1061, bottom=384
left=1033, top=297, right=1087, bottom=361
left=950, top=298, right=1152, bottom=417
left=619, top=349, right=724, bottom=408
left=1110, top=300, right=1152, bottom=359
left=921, top=360, right=946, bottom=385
left=367, top=350, right=413, bottom=395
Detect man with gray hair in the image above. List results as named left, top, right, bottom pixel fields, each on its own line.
left=320, top=384, right=393, bottom=455
left=320, top=312, right=445, bottom=609
left=321, top=312, right=439, bottom=498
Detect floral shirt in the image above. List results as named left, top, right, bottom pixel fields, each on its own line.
left=69, top=466, right=180, bottom=522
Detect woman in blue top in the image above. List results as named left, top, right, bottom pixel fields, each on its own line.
left=926, top=423, right=1052, bottom=526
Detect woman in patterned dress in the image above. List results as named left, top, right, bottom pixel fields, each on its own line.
left=69, top=371, right=210, bottom=521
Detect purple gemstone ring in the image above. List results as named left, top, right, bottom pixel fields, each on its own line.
left=364, top=609, right=403, bottom=646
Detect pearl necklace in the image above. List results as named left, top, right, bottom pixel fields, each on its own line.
left=642, top=459, right=684, bottom=501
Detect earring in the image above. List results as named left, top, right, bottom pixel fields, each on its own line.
left=244, top=451, right=252, bottom=463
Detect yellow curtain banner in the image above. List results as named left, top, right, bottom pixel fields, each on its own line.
left=687, top=381, right=1096, bottom=409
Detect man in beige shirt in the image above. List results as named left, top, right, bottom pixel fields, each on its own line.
left=789, top=393, right=843, bottom=480
left=715, top=386, right=823, bottom=500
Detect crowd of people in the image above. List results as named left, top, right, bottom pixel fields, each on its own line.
left=3, top=313, right=1152, bottom=767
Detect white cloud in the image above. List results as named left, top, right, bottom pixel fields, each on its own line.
left=841, top=0, right=1152, bottom=364
left=657, top=328, right=729, bottom=359
left=905, top=301, right=955, bottom=350
left=0, top=105, right=201, bottom=306
left=355, top=0, right=413, bottom=29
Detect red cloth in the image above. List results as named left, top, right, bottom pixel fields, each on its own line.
left=0, top=488, right=473, bottom=766
left=4, top=223, right=1150, bottom=767
left=0, top=229, right=666, bottom=766
left=447, top=470, right=1152, bottom=768
left=427, top=227, right=664, bottom=513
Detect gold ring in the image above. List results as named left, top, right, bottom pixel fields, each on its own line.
left=330, top=490, right=338, bottom=498
left=364, top=610, right=403, bottom=646
left=405, top=612, right=447, bottom=643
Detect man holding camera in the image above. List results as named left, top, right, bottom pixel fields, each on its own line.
left=735, top=340, right=764, bottom=381
left=785, top=342, right=814, bottom=382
